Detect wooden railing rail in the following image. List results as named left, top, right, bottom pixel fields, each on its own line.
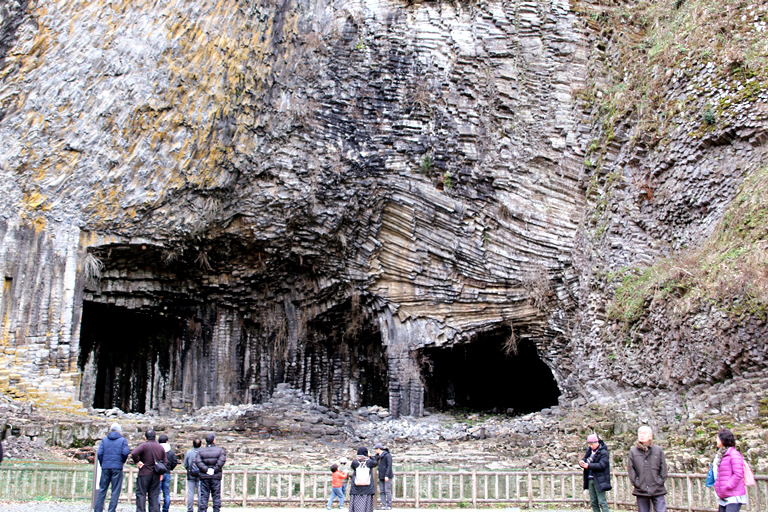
left=1, top=464, right=766, bottom=511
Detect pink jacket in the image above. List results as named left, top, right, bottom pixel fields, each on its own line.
left=714, top=447, right=746, bottom=499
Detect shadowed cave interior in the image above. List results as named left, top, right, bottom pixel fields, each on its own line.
left=417, top=329, right=560, bottom=414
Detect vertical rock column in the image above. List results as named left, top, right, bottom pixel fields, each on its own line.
left=0, top=219, right=85, bottom=413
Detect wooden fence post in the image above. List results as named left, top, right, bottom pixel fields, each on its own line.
left=242, top=469, right=248, bottom=507
left=300, top=470, right=305, bottom=508
left=686, top=475, right=693, bottom=512
left=471, top=471, right=477, bottom=508
left=527, top=471, right=533, bottom=508
left=415, top=470, right=420, bottom=508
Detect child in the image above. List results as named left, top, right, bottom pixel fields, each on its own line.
left=327, top=463, right=348, bottom=510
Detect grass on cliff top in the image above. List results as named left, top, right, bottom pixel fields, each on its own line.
left=608, top=166, right=768, bottom=325
left=583, top=0, right=768, bottom=149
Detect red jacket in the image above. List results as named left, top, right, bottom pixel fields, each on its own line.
left=715, top=447, right=746, bottom=499
left=332, top=470, right=348, bottom=488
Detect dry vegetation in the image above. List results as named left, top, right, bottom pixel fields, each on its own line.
left=608, top=166, right=768, bottom=325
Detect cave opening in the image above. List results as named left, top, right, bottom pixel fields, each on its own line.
left=78, top=301, right=184, bottom=413
left=417, top=328, right=560, bottom=414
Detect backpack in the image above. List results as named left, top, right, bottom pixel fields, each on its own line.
left=354, top=461, right=371, bottom=486
left=189, top=460, right=200, bottom=478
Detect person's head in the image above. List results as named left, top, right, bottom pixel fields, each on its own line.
left=374, top=443, right=384, bottom=454
left=357, top=447, right=368, bottom=456
left=331, top=464, right=339, bottom=473
left=717, top=429, right=735, bottom=448
left=109, top=423, right=122, bottom=434
left=339, top=457, right=348, bottom=466
left=158, top=434, right=169, bottom=444
left=193, top=438, right=202, bottom=449
left=586, top=433, right=599, bottom=450
left=638, top=426, right=653, bottom=444
left=145, top=429, right=156, bottom=441
left=206, top=433, right=216, bottom=446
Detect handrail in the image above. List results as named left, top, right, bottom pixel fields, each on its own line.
left=1, top=465, right=766, bottom=511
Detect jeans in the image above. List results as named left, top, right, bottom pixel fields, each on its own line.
left=199, top=478, right=222, bottom=512
left=637, top=495, right=667, bottom=512
left=158, top=472, right=171, bottom=512
left=186, top=478, right=199, bottom=512
left=136, top=473, right=161, bottom=512
left=588, top=479, right=610, bottom=512
left=327, top=487, right=345, bottom=509
left=94, top=468, right=124, bottom=512
left=379, top=479, right=392, bottom=508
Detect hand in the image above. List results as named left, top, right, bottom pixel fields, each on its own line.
left=138, top=461, right=144, bottom=469
left=384, top=477, right=389, bottom=482
left=207, top=468, right=214, bottom=475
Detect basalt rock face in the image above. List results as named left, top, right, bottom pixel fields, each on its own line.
left=0, top=0, right=765, bottom=425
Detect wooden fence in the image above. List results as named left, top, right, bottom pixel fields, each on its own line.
left=1, top=462, right=766, bottom=511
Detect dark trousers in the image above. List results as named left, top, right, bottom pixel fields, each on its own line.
left=94, top=468, right=124, bottom=512
left=637, top=495, right=667, bottom=512
left=199, top=478, right=222, bottom=512
left=136, top=473, right=161, bottom=512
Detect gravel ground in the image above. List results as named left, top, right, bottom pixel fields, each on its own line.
left=0, top=504, right=584, bottom=512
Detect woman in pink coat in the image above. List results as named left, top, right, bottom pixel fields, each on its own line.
left=712, top=428, right=747, bottom=512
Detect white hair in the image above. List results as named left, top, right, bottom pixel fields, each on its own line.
left=638, top=425, right=653, bottom=435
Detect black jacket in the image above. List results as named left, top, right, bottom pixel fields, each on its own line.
left=582, top=440, right=611, bottom=492
left=628, top=442, right=667, bottom=497
left=195, top=443, right=226, bottom=480
left=350, top=456, right=378, bottom=495
left=376, top=449, right=393, bottom=479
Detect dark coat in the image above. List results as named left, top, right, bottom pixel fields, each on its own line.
left=195, top=443, right=226, bottom=480
left=376, top=449, right=393, bottom=479
left=582, top=440, right=612, bottom=492
left=97, top=431, right=130, bottom=470
left=350, top=456, right=378, bottom=495
left=628, top=442, right=667, bottom=497
left=130, top=440, right=167, bottom=477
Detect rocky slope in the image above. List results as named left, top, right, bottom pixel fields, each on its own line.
left=0, top=0, right=766, bottom=442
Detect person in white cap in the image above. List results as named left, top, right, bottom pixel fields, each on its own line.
left=94, top=423, right=130, bottom=512
left=579, top=433, right=611, bottom=512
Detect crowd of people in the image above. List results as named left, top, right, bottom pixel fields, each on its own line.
left=580, top=426, right=756, bottom=512
left=94, top=425, right=225, bottom=512
left=91, top=423, right=756, bottom=512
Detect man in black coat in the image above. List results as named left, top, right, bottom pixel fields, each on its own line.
left=194, top=433, right=226, bottom=512
left=374, top=443, right=393, bottom=510
left=580, top=433, right=611, bottom=512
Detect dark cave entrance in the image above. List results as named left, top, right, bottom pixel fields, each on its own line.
left=78, top=301, right=183, bottom=413
left=417, top=329, right=560, bottom=414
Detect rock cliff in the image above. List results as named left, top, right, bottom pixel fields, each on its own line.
left=0, top=0, right=766, bottom=434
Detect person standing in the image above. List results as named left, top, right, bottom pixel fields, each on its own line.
left=183, top=438, right=202, bottom=512
left=157, top=434, right=178, bottom=512
left=374, top=443, right=393, bottom=510
left=349, top=447, right=378, bottom=512
left=628, top=426, right=668, bottom=512
left=580, top=433, right=611, bottom=512
left=326, top=463, right=348, bottom=510
left=130, top=429, right=167, bottom=512
left=195, top=433, right=226, bottom=512
left=94, top=423, right=130, bottom=512
left=713, top=428, right=747, bottom=512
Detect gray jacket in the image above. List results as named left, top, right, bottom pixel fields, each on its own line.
left=628, top=442, right=668, bottom=497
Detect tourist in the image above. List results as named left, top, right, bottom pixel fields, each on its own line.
left=349, top=447, right=378, bottom=512
left=183, top=437, right=202, bottom=512
left=628, top=426, right=668, bottom=512
left=374, top=443, right=393, bottom=510
left=94, top=422, right=130, bottom=512
left=130, top=429, right=167, bottom=512
left=157, top=434, right=178, bottom=512
left=327, top=463, right=348, bottom=509
left=712, top=428, right=747, bottom=512
left=338, top=456, right=349, bottom=498
left=195, top=432, right=226, bottom=512
left=579, top=433, right=611, bottom=512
